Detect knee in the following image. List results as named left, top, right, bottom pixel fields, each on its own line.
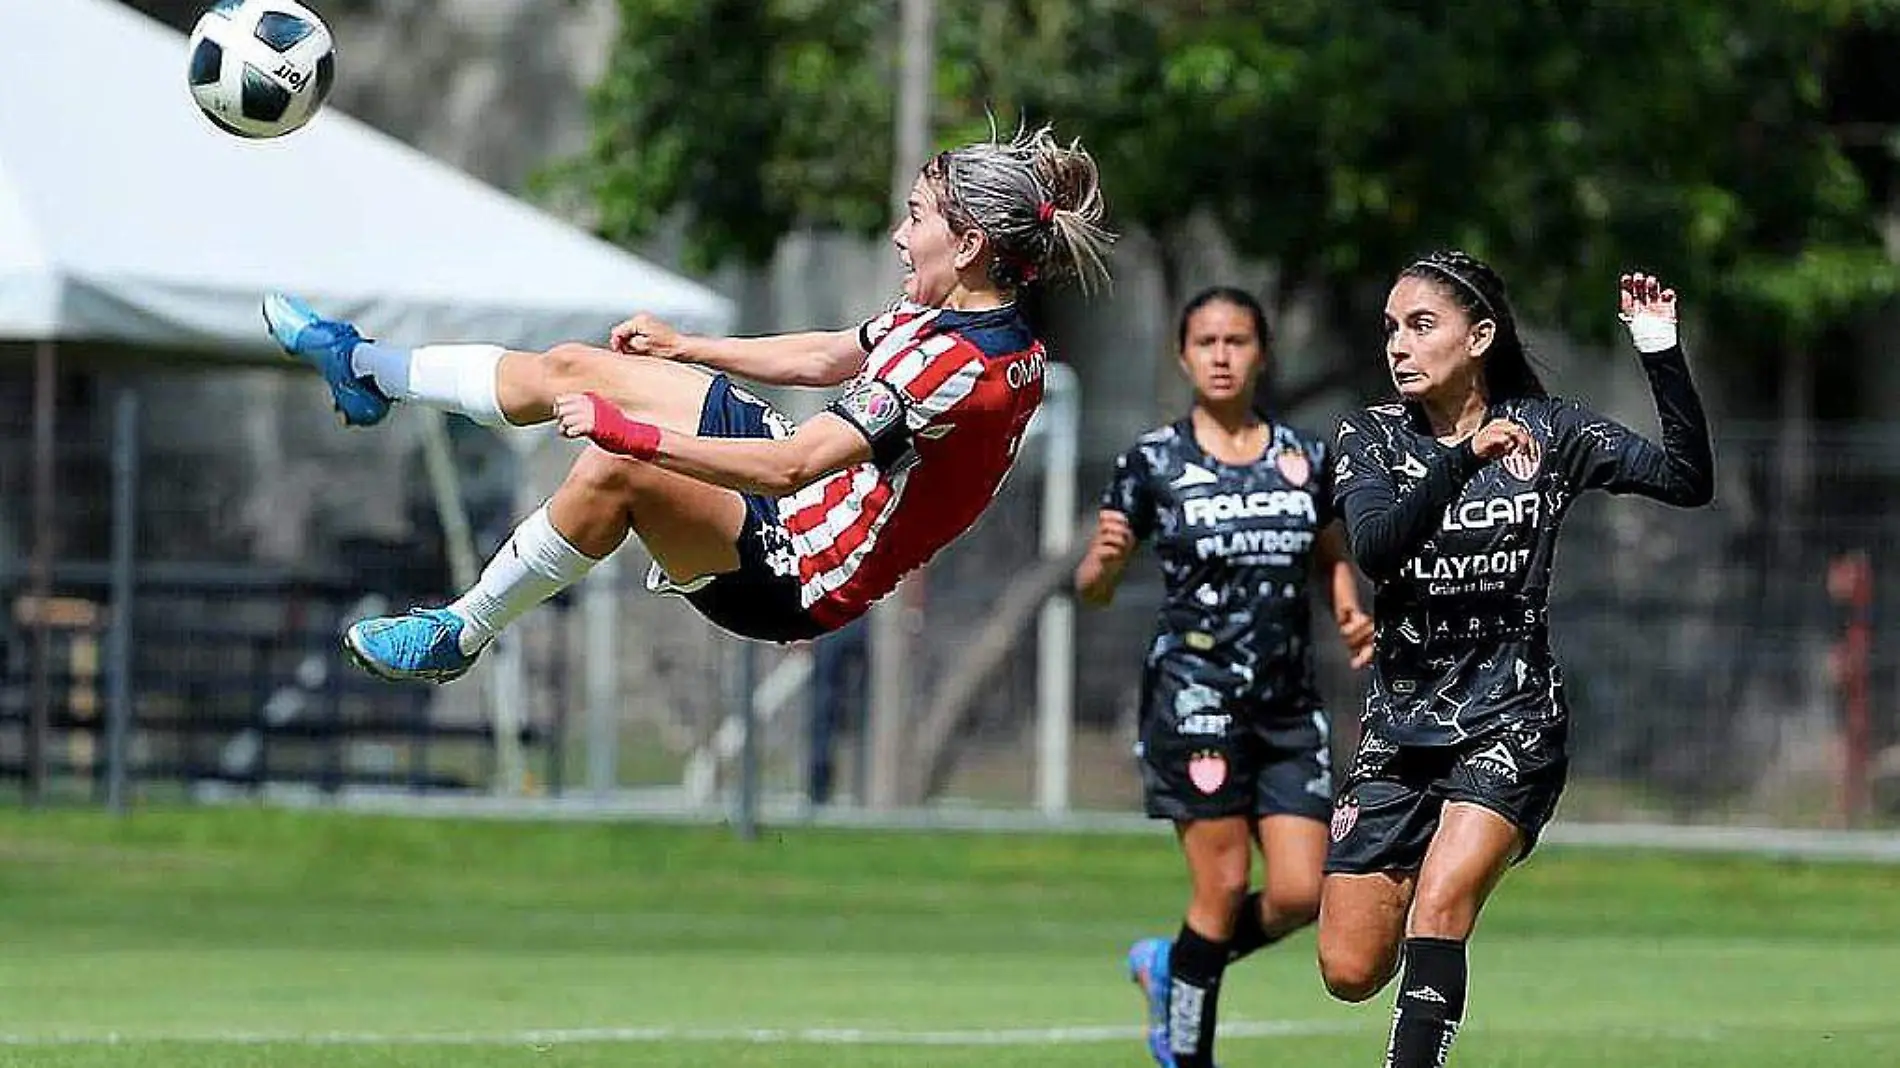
left=566, top=448, right=656, bottom=504
left=1319, top=949, right=1394, bottom=1004
left=1189, top=855, right=1251, bottom=912
left=1407, top=884, right=1477, bottom=940
left=1266, top=883, right=1321, bottom=930
left=541, top=342, right=606, bottom=392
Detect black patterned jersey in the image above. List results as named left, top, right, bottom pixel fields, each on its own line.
left=1332, top=346, right=1714, bottom=746
left=1102, top=419, right=1335, bottom=716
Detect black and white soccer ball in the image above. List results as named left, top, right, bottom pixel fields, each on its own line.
left=187, top=0, right=336, bottom=139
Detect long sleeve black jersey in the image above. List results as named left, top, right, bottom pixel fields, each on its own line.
left=1102, top=420, right=1334, bottom=717
left=1333, top=345, right=1713, bottom=745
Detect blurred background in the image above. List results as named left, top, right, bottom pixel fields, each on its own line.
left=4, top=0, right=1899, bottom=835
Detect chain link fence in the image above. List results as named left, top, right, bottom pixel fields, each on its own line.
left=1, top=368, right=1893, bottom=827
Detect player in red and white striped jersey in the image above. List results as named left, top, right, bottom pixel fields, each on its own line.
left=290, top=124, right=1114, bottom=681
left=771, top=296, right=1045, bottom=631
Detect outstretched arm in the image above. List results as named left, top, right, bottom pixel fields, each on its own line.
left=610, top=313, right=865, bottom=388
left=557, top=392, right=872, bottom=496
left=1564, top=273, right=1715, bottom=506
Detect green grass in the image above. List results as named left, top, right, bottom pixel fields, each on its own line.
left=0, top=807, right=1895, bottom=1066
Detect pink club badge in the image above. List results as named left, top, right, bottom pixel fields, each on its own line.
left=1188, top=751, right=1228, bottom=795
left=1275, top=448, right=1311, bottom=487
left=1330, top=798, right=1360, bottom=842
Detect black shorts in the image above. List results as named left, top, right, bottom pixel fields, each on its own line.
left=663, top=375, right=827, bottom=644
left=1138, top=671, right=1334, bottom=824
left=1323, top=718, right=1569, bottom=875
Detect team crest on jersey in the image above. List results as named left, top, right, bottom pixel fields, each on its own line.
left=1330, top=797, right=1360, bottom=842
left=1188, top=750, right=1228, bottom=795
left=1275, top=447, right=1311, bottom=488
left=1502, top=437, right=1542, bottom=482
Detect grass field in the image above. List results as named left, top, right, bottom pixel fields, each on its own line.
left=0, top=807, right=1896, bottom=1067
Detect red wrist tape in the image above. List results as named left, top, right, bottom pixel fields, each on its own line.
left=584, top=391, right=661, bottom=461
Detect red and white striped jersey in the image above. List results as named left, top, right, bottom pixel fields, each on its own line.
left=777, top=300, right=1047, bottom=631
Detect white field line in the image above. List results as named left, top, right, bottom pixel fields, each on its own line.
left=225, top=786, right=1900, bottom=863
left=0, top=1020, right=1358, bottom=1047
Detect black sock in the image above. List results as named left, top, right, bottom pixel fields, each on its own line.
left=1167, top=924, right=1229, bottom=1068
left=1225, top=891, right=1287, bottom=963
left=1384, top=937, right=1468, bottom=1068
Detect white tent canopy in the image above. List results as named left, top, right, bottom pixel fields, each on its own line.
left=0, top=0, right=731, bottom=362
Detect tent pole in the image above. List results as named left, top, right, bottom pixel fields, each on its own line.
left=105, top=385, right=140, bottom=815
left=27, top=341, right=56, bottom=807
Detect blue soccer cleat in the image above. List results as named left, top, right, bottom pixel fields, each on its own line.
left=261, top=292, right=389, bottom=427
left=343, top=607, right=484, bottom=683
left=1128, top=936, right=1176, bottom=1067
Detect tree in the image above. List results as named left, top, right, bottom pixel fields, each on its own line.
left=565, top=0, right=1898, bottom=410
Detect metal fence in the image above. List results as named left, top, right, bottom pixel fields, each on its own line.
left=0, top=370, right=1893, bottom=828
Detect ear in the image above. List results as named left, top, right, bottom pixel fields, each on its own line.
left=1466, top=318, right=1497, bottom=360
left=952, top=227, right=988, bottom=273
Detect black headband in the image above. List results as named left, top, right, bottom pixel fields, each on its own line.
left=1410, top=260, right=1500, bottom=322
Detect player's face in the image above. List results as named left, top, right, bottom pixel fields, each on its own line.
left=1382, top=275, right=1495, bottom=403
left=1179, top=300, right=1265, bottom=407
left=891, top=176, right=974, bottom=306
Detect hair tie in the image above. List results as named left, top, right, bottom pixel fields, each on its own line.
left=1036, top=200, right=1056, bottom=224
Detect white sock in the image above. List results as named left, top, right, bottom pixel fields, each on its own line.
left=400, top=343, right=509, bottom=426
left=447, top=505, right=599, bottom=653
left=349, top=340, right=412, bottom=397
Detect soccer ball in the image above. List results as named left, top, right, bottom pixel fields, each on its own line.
left=186, top=0, right=336, bottom=139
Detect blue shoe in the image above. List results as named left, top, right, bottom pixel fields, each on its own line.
left=262, top=292, right=390, bottom=427
left=1127, top=936, right=1175, bottom=1067
left=343, top=608, right=484, bottom=683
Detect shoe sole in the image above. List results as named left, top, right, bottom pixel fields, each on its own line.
left=341, top=628, right=472, bottom=685
left=260, top=297, right=313, bottom=360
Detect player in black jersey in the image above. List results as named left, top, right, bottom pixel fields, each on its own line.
left=1318, top=251, right=1713, bottom=1068
left=1077, top=287, right=1374, bottom=1068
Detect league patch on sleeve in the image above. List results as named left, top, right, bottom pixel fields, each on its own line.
left=833, top=379, right=907, bottom=441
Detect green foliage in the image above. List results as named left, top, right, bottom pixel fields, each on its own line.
left=563, top=0, right=1898, bottom=349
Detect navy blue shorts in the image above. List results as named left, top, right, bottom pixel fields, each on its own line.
left=669, top=375, right=827, bottom=644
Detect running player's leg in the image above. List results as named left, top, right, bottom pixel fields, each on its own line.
left=1317, top=740, right=1440, bottom=1002
left=1127, top=681, right=1259, bottom=1067
left=1381, top=803, right=1519, bottom=1068
left=1316, top=869, right=1415, bottom=1002
left=1382, top=722, right=1568, bottom=1068
left=1166, top=816, right=1251, bottom=1068
left=1228, top=814, right=1326, bottom=963
left=1229, top=714, right=1332, bottom=962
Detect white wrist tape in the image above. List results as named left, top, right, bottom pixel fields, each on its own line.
left=1625, top=313, right=1678, bottom=354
